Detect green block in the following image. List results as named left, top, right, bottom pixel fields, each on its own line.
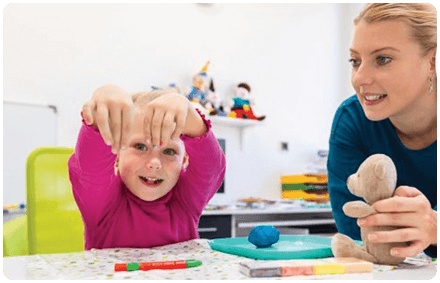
left=281, top=184, right=309, bottom=191
left=127, top=263, right=140, bottom=271
left=282, top=184, right=328, bottom=191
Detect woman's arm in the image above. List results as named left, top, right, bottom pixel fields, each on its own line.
left=328, top=141, right=368, bottom=240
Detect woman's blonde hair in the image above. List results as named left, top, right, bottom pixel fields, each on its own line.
left=354, top=3, right=437, bottom=55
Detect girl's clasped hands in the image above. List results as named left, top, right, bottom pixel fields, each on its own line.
left=81, top=85, right=191, bottom=154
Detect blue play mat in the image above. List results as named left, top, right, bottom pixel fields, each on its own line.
left=209, top=235, right=336, bottom=260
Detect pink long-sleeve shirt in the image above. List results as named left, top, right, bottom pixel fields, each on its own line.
left=68, top=114, right=226, bottom=250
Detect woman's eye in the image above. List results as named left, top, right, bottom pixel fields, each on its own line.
left=163, top=148, right=177, bottom=156
left=377, top=56, right=392, bottom=65
left=349, top=58, right=360, bottom=68
left=134, top=143, right=148, bottom=151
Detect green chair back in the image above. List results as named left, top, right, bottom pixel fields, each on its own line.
left=3, top=215, right=28, bottom=257
left=26, top=147, right=84, bottom=255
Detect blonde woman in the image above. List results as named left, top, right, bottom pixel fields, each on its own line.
left=328, top=3, right=436, bottom=259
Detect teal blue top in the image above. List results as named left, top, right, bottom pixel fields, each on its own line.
left=232, top=97, right=250, bottom=107
left=328, top=95, right=437, bottom=258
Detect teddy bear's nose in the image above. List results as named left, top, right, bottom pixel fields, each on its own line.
left=347, top=175, right=355, bottom=191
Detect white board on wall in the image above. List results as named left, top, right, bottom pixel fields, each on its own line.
left=3, top=101, right=57, bottom=206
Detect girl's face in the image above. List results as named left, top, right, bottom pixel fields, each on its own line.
left=350, top=19, right=435, bottom=122
left=117, top=122, right=188, bottom=201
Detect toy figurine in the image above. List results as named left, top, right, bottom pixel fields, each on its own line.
left=185, top=61, right=211, bottom=106
left=205, top=79, right=228, bottom=116
left=228, top=83, right=265, bottom=121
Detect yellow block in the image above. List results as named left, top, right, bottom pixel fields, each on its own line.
left=281, top=174, right=327, bottom=184
left=282, top=190, right=305, bottom=199
left=313, top=263, right=345, bottom=275
left=281, top=191, right=329, bottom=201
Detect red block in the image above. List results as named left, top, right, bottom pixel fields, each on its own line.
left=114, top=263, right=127, bottom=272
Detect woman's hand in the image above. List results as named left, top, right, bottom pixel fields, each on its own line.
left=357, top=186, right=437, bottom=258
left=82, top=85, right=134, bottom=154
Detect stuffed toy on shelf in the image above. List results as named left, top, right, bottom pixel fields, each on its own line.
left=205, top=78, right=228, bottom=116
left=183, top=61, right=213, bottom=117
left=228, top=82, right=265, bottom=121
left=185, top=61, right=211, bottom=106
left=331, top=154, right=407, bottom=265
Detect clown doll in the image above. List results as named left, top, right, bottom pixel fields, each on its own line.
left=186, top=61, right=210, bottom=105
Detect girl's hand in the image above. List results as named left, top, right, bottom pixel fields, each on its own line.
left=82, top=85, right=134, bottom=154
left=357, top=186, right=437, bottom=258
left=139, top=92, right=207, bottom=147
left=140, top=91, right=188, bottom=147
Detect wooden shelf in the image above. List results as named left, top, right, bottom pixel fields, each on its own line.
left=210, top=116, right=263, bottom=128
left=209, top=116, right=264, bottom=150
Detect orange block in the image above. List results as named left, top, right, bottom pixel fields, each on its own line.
left=282, top=264, right=314, bottom=276
left=328, top=257, right=373, bottom=273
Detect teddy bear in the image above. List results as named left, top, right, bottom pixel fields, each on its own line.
left=331, top=154, right=408, bottom=265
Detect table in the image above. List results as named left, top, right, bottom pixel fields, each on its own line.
left=3, top=239, right=436, bottom=280
left=3, top=210, right=26, bottom=223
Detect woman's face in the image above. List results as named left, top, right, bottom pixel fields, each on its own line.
left=350, top=19, right=434, bottom=121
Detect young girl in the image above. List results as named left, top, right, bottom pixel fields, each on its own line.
left=68, top=85, right=226, bottom=249
left=328, top=3, right=436, bottom=259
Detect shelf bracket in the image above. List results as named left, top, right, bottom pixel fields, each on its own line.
left=239, top=129, right=243, bottom=151
left=210, top=116, right=263, bottom=151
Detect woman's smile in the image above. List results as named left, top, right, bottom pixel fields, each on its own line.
left=363, top=93, right=388, bottom=106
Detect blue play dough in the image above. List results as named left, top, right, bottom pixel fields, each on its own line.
left=248, top=225, right=280, bottom=248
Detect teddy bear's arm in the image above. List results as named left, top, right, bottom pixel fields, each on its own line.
left=343, top=201, right=377, bottom=218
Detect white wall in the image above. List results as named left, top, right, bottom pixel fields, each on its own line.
left=3, top=3, right=364, bottom=204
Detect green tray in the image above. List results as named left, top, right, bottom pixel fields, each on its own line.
left=209, top=235, right=336, bottom=260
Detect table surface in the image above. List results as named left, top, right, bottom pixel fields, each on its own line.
left=2, top=239, right=436, bottom=280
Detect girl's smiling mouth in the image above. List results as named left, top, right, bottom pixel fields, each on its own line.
left=139, top=176, right=164, bottom=186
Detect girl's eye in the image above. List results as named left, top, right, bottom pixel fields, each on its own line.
left=377, top=55, right=392, bottom=65
left=134, top=143, right=148, bottom=151
left=349, top=58, right=360, bottom=68
left=163, top=148, right=177, bottom=156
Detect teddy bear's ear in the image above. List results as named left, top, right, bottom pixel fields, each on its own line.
left=374, top=162, right=387, bottom=180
